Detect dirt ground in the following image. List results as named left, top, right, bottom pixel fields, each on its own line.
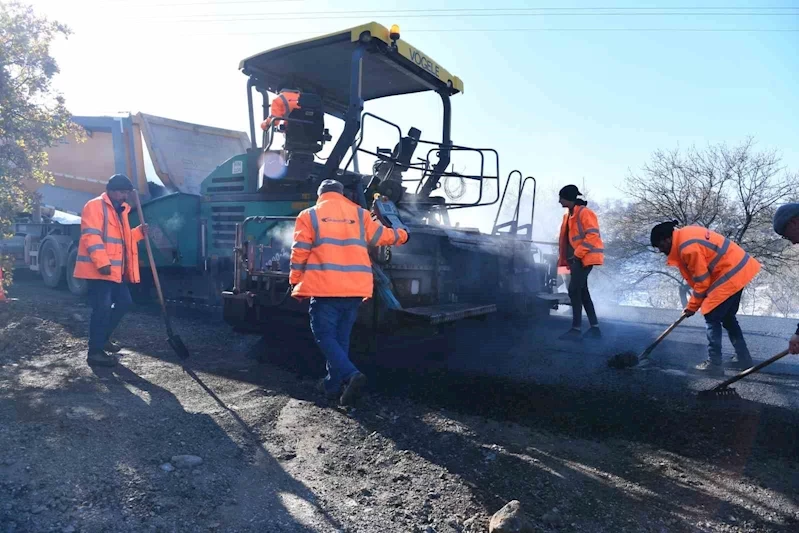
left=1, top=280, right=798, bottom=533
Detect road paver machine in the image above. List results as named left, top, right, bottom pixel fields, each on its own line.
left=132, top=23, right=563, bottom=333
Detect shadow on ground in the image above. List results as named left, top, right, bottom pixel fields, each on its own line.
left=0, top=309, right=344, bottom=533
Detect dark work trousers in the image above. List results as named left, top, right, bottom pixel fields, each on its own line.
left=703, top=290, right=751, bottom=365
left=87, top=280, right=132, bottom=352
left=568, top=260, right=598, bottom=329
left=309, top=296, right=362, bottom=395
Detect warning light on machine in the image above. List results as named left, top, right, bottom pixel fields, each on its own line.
left=390, top=24, right=400, bottom=41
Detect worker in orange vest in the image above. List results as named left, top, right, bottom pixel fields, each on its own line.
left=557, top=185, right=604, bottom=341
left=73, top=175, right=147, bottom=367
left=773, top=203, right=799, bottom=354
left=260, top=89, right=300, bottom=131
left=290, top=179, right=409, bottom=406
left=650, top=221, right=761, bottom=375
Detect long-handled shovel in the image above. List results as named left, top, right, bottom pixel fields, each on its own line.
left=608, top=312, right=689, bottom=369
left=698, top=348, right=791, bottom=400
left=132, top=190, right=191, bottom=361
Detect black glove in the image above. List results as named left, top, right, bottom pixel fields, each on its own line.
left=99, top=265, right=112, bottom=276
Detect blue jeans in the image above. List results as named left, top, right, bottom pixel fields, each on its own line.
left=309, top=297, right=362, bottom=395
left=87, top=280, right=132, bottom=352
left=704, top=290, right=751, bottom=365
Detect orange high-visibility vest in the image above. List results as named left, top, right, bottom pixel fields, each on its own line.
left=558, top=205, right=604, bottom=268
left=289, top=192, right=409, bottom=299
left=260, top=90, right=301, bottom=131
left=73, top=193, right=145, bottom=283
left=667, top=226, right=761, bottom=314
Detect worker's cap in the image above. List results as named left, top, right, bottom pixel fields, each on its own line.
left=317, top=179, right=344, bottom=197
left=106, top=174, right=134, bottom=191
left=558, top=184, right=582, bottom=202
left=773, top=203, right=799, bottom=236
left=650, top=220, right=680, bottom=247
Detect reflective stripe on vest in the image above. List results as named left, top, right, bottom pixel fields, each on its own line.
left=290, top=208, right=371, bottom=274
left=98, top=202, right=126, bottom=245
left=369, top=226, right=384, bottom=246
left=570, top=207, right=603, bottom=253
left=290, top=263, right=372, bottom=273
left=310, top=209, right=320, bottom=245
left=102, top=201, right=109, bottom=243
left=582, top=242, right=604, bottom=253
left=571, top=228, right=599, bottom=242
left=680, top=237, right=732, bottom=284
left=307, top=208, right=367, bottom=249
left=77, top=256, right=123, bottom=267
left=99, top=199, right=126, bottom=271
left=278, top=93, right=291, bottom=118
left=692, top=253, right=752, bottom=299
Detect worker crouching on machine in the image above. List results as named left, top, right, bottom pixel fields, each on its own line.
left=289, top=180, right=409, bottom=406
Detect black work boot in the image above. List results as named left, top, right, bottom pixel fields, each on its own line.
left=695, top=360, right=724, bottom=377
left=725, top=355, right=753, bottom=370
left=339, top=372, right=367, bottom=406
left=87, top=349, right=117, bottom=367
left=316, top=378, right=340, bottom=401
left=104, top=340, right=122, bottom=353
left=583, top=326, right=602, bottom=339
left=559, top=328, right=583, bottom=342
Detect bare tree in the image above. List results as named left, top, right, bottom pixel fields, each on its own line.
left=760, top=258, right=799, bottom=318
left=602, top=139, right=798, bottom=310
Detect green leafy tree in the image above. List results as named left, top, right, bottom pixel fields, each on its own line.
left=1, top=1, right=79, bottom=281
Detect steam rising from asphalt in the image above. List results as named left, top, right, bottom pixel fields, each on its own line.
left=163, top=213, right=185, bottom=233
left=264, top=221, right=295, bottom=270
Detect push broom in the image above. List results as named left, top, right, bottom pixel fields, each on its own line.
left=698, top=348, right=791, bottom=400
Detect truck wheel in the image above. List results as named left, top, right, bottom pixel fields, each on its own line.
left=66, top=248, right=88, bottom=296
left=39, top=239, right=64, bottom=288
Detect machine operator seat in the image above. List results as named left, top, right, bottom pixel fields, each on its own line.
left=260, top=89, right=331, bottom=162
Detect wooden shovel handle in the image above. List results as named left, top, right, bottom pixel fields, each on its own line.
left=132, top=190, right=173, bottom=333
left=640, top=313, right=689, bottom=359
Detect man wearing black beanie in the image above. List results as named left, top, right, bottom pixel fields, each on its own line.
left=73, top=174, right=148, bottom=367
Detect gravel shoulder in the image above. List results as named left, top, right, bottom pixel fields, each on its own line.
left=1, top=280, right=798, bottom=533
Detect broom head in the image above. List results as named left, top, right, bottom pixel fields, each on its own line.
left=697, top=386, right=740, bottom=401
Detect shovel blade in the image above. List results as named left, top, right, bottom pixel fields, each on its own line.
left=168, top=335, right=191, bottom=360
left=607, top=351, right=638, bottom=369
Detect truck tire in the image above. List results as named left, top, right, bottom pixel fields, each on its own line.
left=66, top=248, right=88, bottom=296
left=39, top=239, right=64, bottom=288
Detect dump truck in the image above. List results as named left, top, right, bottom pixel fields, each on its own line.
left=130, top=22, right=566, bottom=334
left=1, top=113, right=251, bottom=297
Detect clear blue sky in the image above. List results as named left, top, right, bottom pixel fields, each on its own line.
left=29, top=0, right=799, bottom=234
